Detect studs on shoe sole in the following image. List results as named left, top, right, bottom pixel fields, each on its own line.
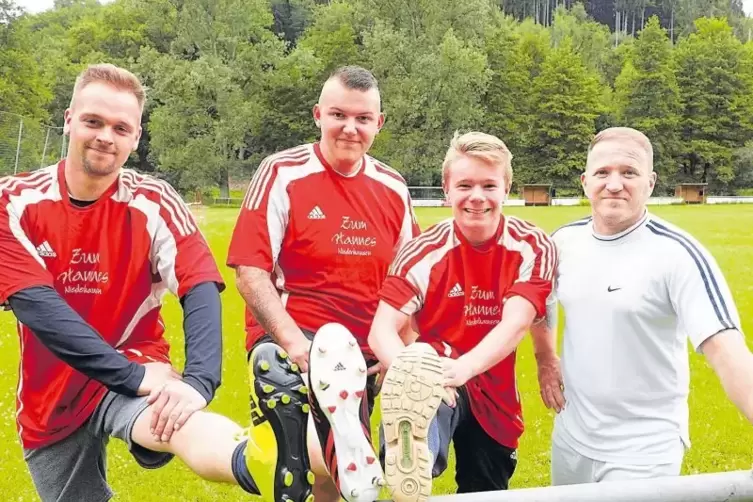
left=307, top=471, right=315, bottom=485
left=282, top=469, right=294, bottom=487
left=258, top=360, right=270, bottom=372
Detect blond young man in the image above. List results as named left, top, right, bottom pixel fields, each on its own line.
left=369, top=131, right=556, bottom=500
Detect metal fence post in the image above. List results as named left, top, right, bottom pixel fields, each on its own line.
left=14, top=118, right=23, bottom=174
left=40, top=127, right=51, bottom=168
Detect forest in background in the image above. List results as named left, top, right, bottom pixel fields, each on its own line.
left=2, top=0, right=753, bottom=196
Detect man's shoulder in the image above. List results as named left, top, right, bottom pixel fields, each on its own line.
left=643, top=214, right=713, bottom=259
left=119, top=169, right=181, bottom=200
left=365, top=156, right=408, bottom=185
left=390, top=219, right=455, bottom=276
left=551, top=216, right=592, bottom=239
left=0, top=165, right=58, bottom=201
left=261, top=144, right=316, bottom=174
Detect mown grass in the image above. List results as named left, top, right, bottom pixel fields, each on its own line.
left=1, top=204, right=752, bottom=501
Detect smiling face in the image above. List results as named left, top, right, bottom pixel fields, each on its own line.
left=444, top=154, right=508, bottom=244
left=312, top=77, right=384, bottom=175
left=64, top=81, right=142, bottom=178
left=582, top=134, right=656, bottom=233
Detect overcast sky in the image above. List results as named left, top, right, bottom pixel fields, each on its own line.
left=15, top=0, right=112, bottom=14
left=13, top=0, right=753, bottom=16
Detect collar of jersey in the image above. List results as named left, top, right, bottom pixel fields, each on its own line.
left=453, top=216, right=504, bottom=253
left=591, top=210, right=649, bottom=242
left=58, top=160, right=118, bottom=211
left=313, top=142, right=365, bottom=178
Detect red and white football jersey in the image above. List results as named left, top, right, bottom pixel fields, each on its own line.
left=379, top=216, right=556, bottom=448
left=227, top=143, right=419, bottom=356
left=0, top=161, right=223, bottom=448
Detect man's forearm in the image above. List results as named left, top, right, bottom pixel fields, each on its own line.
left=181, top=282, right=222, bottom=403
left=531, top=299, right=558, bottom=360
left=8, top=286, right=144, bottom=395
left=459, top=296, right=536, bottom=378
left=368, top=302, right=411, bottom=368
left=704, top=330, right=753, bottom=424
left=236, top=266, right=304, bottom=347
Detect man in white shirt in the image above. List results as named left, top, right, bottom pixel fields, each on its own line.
left=531, top=127, right=753, bottom=484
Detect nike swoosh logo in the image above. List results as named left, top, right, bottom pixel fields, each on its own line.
left=607, top=286, right=622, bottom=292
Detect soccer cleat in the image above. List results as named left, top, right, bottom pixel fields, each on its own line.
left=380, top=343, right=444, bottom=502
left=309, top=323, right=383, bottom=502
left=247, top=342, right=314, bottom=502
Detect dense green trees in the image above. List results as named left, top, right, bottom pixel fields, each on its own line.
left=3, top=0, right=753, bottom=194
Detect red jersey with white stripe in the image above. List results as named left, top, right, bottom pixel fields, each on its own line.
left=227, top=143, right=419, bottom=356
left=0, top=161, right=223, bottom=448
left=379, top=216, right=555, bottom=448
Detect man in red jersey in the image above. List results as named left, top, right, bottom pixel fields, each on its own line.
left=369, top=131, right=556, bottom=500
left=1, top=64, right=293, bottom=502
left=228, top=65, right=419, bottom=502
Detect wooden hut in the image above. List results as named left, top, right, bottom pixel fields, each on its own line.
left=522, top=184, right=553, bottom=206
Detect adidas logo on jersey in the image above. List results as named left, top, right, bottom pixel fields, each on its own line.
left=448, top=283, right=464, bottom=298
left=308, top=206, right=326, bottom=219
left=36, top=241, right=56, bottom=258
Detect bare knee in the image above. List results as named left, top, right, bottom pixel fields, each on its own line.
left=313, top=474, right=341, bottom=502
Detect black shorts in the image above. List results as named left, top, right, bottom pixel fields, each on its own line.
left=383, top=385, right=518, bottom=492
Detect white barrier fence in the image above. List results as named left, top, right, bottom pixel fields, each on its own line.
left=379, top=469, right=753, bottom=502
left=412, top=196, right=753, bottom=207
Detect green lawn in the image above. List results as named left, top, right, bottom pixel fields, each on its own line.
left=1, top=205, right=752, bottom=501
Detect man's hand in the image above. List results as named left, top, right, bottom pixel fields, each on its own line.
left=536, top=353, right=565, bottom=413
left=284, top=333, right=312, bottom=373
left=367, top=362, right=387, bottom=395
left=136, top=362, right=181, bottom=396
left=442, top=386, right=458, bottom=408
left=148, top=380, right=208, bottom=442
left=441, top=357, right=474, bottom=388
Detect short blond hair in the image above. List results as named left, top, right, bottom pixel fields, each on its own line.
left=442, top=131, right=513, bottom=186
left=70, top=63, right=146, bottom=111
left=588, top=127, right=653, bottom=170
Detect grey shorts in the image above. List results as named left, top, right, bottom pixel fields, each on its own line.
left=23, top=391, right=174, bottom=502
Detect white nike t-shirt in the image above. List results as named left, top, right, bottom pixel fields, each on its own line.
left=551, top=211, right=740, bottom=464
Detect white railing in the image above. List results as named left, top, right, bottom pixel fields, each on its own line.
left=381, top=469, right=753, bottom=502
left=411, top=196, right=753, bottom=207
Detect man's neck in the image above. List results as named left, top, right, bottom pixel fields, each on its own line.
left=592, top=210, right=646, bottom=236
left=64, top=158, right=119, bottom=201
left=319, top=143, right=361, bottom=177
left=458, top=216, right=501, bottom=248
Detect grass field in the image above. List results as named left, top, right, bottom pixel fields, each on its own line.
left=1, top=205, right=753, bottom=501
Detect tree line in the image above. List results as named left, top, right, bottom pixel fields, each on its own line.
left=2, top=0, right=753, bottom=196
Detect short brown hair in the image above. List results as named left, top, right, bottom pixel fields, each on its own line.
left=70, top=63, right=146, bottom=111
left=442, top=131, right=513, bottom=186
left=588, top=127, right=653, bottom=169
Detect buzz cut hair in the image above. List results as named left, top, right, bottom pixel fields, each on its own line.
left=328, top=65, right=379, bottom=92
left=70, top=63, right=146, bottom=112
left=588, top=127, right=654, bottom=169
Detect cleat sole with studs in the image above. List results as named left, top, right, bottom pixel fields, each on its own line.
left=309, top=323, right=382, bottom=502
left=380, top=343, right=443, bottom=502
left=250, top=342, right=314, bottom=502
